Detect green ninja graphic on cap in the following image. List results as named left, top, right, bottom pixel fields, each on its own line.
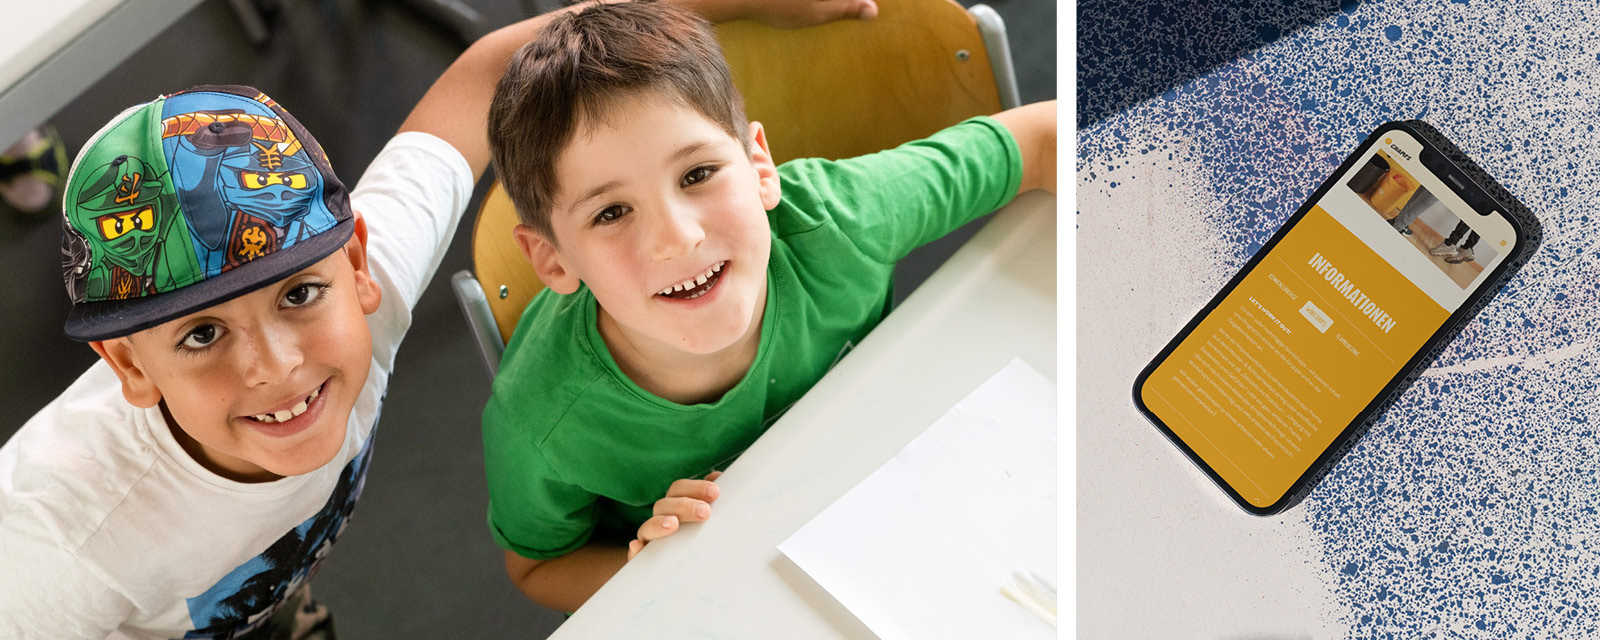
left=68, top=153, right=200, bottom=302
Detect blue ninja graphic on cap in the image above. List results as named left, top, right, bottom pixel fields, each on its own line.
left=161, top=91, right=339, bottom=276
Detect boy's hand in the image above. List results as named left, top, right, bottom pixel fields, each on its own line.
left=703, top=0, right=879, bottom=28
left=628, top=471, right=723, bottom=560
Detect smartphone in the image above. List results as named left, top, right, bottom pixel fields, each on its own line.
left=1132, top=121, right=1535, bottom=515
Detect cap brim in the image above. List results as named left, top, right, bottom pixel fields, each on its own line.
left=64, top=217, right=356, bottom=342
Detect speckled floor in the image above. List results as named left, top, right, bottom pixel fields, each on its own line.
left=1080, top=0, right=1600, bottom=636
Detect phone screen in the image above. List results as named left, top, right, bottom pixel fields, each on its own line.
left=1136, top=127, right=1520, bottom=511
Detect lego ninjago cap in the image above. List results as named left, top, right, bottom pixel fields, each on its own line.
left=60, top=85, right=354, bottom=341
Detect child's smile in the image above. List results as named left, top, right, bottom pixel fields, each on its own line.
left=239, top=379, right=328, bottom=438
left=656, top=260, right=725, bottom=300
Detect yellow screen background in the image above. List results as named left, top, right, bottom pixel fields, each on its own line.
left=1141, top=206, right=1450, bottom=507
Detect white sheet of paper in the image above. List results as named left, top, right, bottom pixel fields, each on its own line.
left=778, top=358, right=1057, bottom=639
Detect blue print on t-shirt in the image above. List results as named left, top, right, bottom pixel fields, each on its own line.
left=180, top=429, right=376, bottom=639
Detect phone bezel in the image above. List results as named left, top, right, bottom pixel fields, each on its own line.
left=1130, top=120, right=1531, bottom=515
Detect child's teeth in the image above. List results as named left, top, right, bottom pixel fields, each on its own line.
left=659, top=263, right=726, bottom=296
left=251, top=387, right=318, bottom=424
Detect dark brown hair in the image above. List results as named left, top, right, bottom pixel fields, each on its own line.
left=488, top=0, right=750, bottom=243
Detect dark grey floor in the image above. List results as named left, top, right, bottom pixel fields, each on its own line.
left=0, top=0, right=1054, bottom=635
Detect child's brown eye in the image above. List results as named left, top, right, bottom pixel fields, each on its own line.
left=682, top=166, right=716, bottom=186
left=181, top=325, right=218, bottom=350
left=594, top=205, right=629, bottom=225
left=283, top=283, right=328, bottom=308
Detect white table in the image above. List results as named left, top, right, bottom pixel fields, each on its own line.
left=550, top=190, right=1057, bottom=638
left=1, top=0, right=203, bottom=147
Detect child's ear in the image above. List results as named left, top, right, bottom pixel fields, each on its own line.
left=748, top=121, right=781, bottom=210
left=90, top=338, right=162, bottom=408
left=514, top=224, right=580, bottom=294
left=343, top=211, right=383, bottom=314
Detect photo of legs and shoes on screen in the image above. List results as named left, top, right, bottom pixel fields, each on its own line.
left=1346, top=150, right=1498, bottom=289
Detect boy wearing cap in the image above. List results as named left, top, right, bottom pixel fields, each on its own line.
left=2, top=84, right=402, bottom=640
left=0, top=1, right=876, bottom=636
left=481, top=0, right=1055, bottom=611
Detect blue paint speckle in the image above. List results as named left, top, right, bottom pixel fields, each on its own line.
left=1385, top=25, right=1403, bottom=41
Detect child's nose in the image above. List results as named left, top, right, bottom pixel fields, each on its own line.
left=239, top=325, right=304, bottom=386
left=649, top=205, right=705, bottom=262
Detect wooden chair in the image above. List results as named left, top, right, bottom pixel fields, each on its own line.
left=451, top=0, right=1019, bottom=376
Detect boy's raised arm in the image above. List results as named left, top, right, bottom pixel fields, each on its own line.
left=991, top=100, right=1058, bottom=195
left=398, top=0, right=878, bottom=182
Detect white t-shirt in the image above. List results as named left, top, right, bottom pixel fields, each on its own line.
left=0, top=132, right=473, bottom=639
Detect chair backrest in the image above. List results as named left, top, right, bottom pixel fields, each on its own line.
left=470, top=181, right=536, bottom=346
left=467, top=0, right=1014, bottom=348
left=717, top=0, right=1010, bottom=164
